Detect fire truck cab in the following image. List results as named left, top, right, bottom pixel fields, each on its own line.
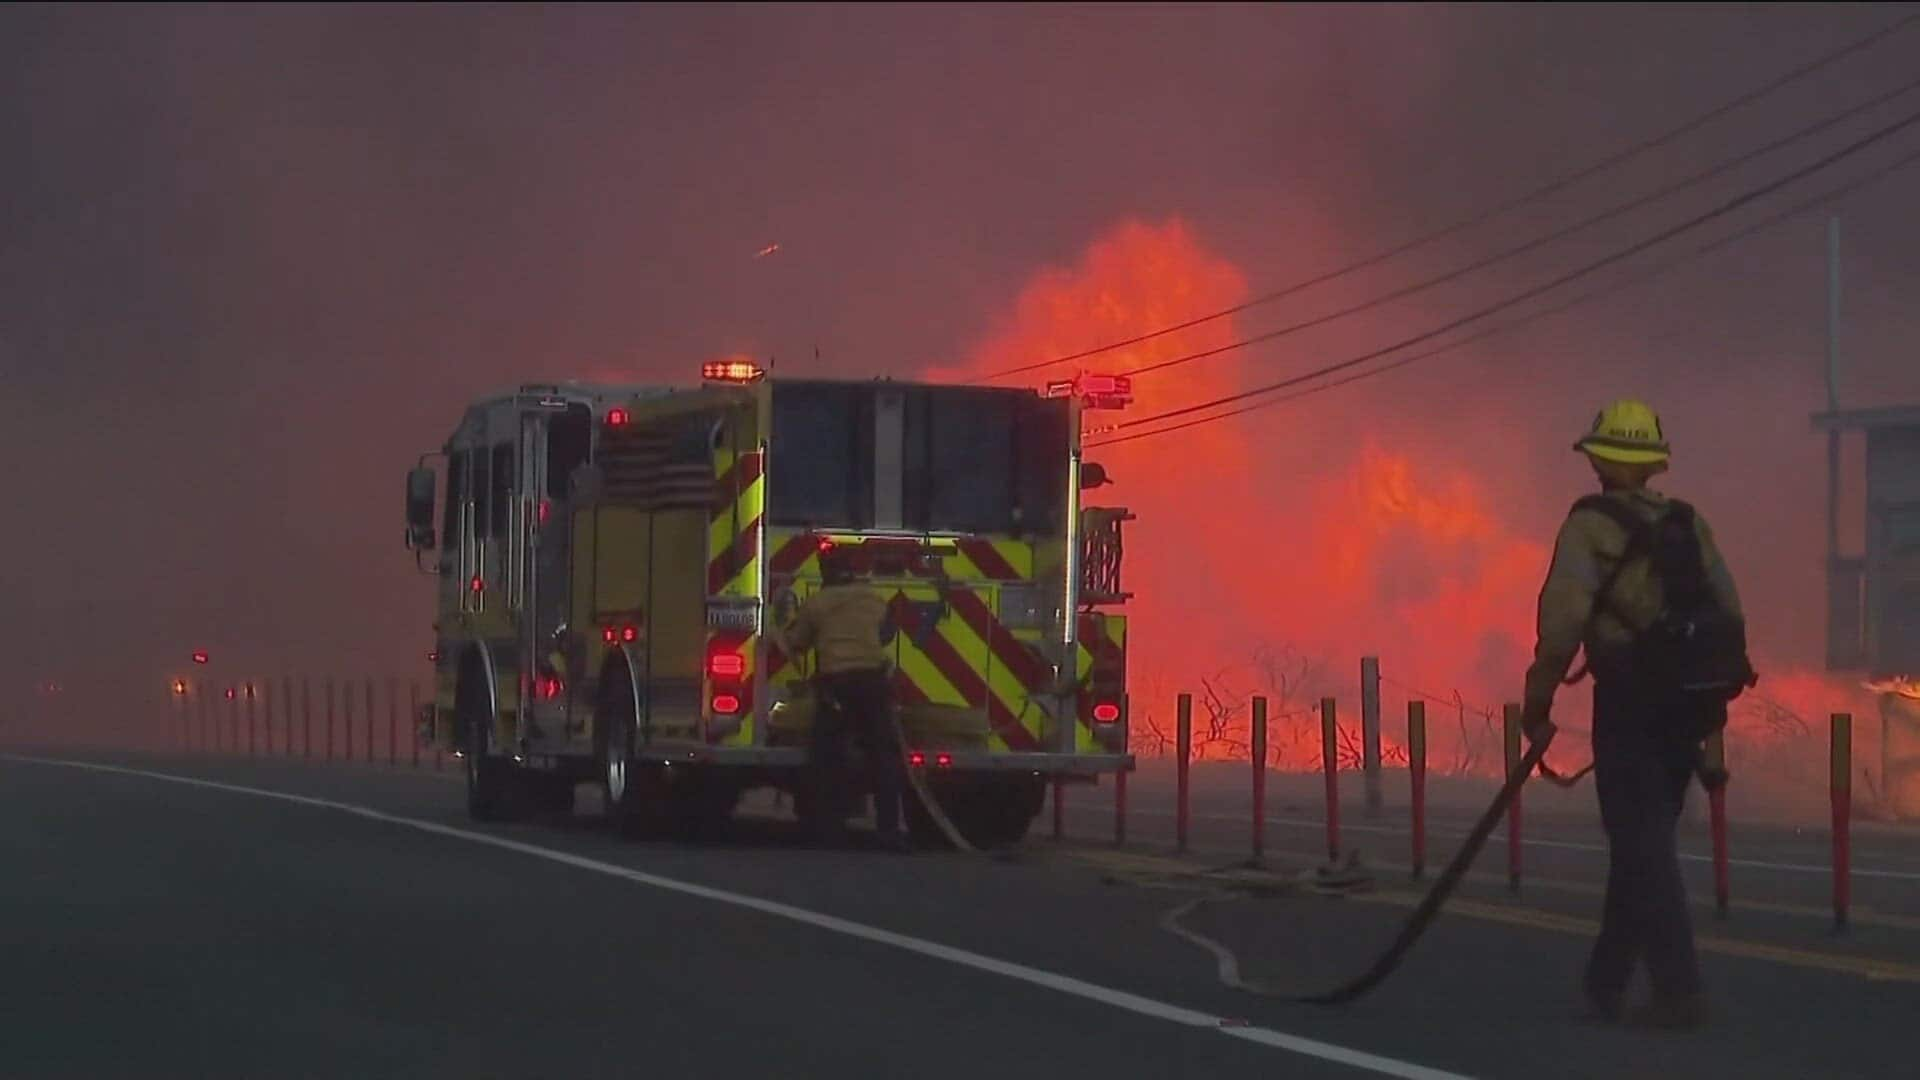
left=402, top=364, right=1133, bottom=846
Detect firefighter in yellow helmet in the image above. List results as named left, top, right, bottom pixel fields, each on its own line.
left=1521, top=399, right=1752, bottom=1029
left=780, top=542, right=909, bottom=853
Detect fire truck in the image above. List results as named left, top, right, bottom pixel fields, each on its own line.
left=402, top=362, right=1134, bottom=847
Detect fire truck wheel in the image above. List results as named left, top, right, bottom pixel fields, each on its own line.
left=668, top=773, right=741, bottom=842
left=910, top=776, right=1043, bottom=849
left=600, top=708, right=670, bottom=839
left=463, top=713, right=517, bottom=823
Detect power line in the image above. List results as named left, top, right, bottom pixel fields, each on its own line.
left=1116, top=71, right=1920, bottom=382
left=981, top=12, right=1920, bottom=382
left=1098, top=106, right=1920, bottom=436
left=1086, top=142, right=1920, bottom=449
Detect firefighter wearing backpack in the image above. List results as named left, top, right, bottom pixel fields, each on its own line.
left=1521, top=399, right=1755, bottom=1030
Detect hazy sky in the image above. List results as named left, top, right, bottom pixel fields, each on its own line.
left=6, top=4, right=1918, bottom=743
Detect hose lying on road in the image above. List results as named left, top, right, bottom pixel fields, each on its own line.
left=1118, top=734, right=1556, bottom=1006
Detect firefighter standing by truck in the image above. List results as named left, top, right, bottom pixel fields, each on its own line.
left=780, top=543, right=911, bottom=853
left=1521, top=399, right=1753, bottom=1030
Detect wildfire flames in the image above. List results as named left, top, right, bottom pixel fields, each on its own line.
left=929, top=218, right=1888, bottom=800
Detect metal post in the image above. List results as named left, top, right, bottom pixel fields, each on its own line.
left=410, top=682, right=422, bottom=769
left=365, top=680, right=376, bottom=764
left=1114, top=767, right=1127, bottom=847
left=1320, top=696, right=1340, bottom=862
left=282, top=676, right=294, bottom=758
left=344, top=679, right=355, bottom=762
left=198, top=688, right=209, bottom=751
left=1833, top=712, right=1852, bottom=933
left=325, top=678, right=336, bottom=761
left=227, top=690, right=239, bottom=755
left=301, top=677, right=312, bottom=759
left=1251, top=695, right=1267, bottom=862
left=246, top=684, right=257, bottom=757
left=1409, top=700, right=1427, bottom=880
left=262, top=682, right=275, bottom=756
left=1706, top=730, right=1729, bottom=919
left=1176, top=693, right=1192, bottom=854
left=1503, top=703, right=1523, bottom=894
left=1360, top=657, right=1382, bottom=815
left=388, top=678, right=398, bottom=766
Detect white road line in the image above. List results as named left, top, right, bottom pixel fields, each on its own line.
left=1089, top=806, right=1920, bottom=883
left=2, top=755, right=1471, bottom=1080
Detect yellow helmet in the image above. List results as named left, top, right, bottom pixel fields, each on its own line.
left=1574, top=399, right=1670, bottom=464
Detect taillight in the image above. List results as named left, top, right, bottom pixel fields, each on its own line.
left=708, top=652, right=745, bottom=679
left=908, top=751, right=926, bottom=768
left=935, top=752, right=953, bottom=769
left=538, top=676, right=564, bottom=701
left=606, top=408, right=630, bottom=426
left=621, top=625, right=638, bottom=643
left=1092, top=701, right=1122, bottom=724
left=711, top=693, right=742, bottom=716
left=602, top=627, right=617, bottom=644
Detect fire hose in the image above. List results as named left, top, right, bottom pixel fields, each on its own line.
left=1131, top=732, right=1557, bottom=1005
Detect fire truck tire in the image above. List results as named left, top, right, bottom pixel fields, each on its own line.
left=668, top=773, right=741, bottom=841
left=906, top=776, right=1043, bottom=849
left=463, top=711, right=517, bottom=823
left=598, top=674, right=672, bottom=839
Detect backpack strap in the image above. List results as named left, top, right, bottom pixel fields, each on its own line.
left=1559, top=495, right=1659, bottom=686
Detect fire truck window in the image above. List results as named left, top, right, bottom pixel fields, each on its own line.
left=489, top=442, right=515, bottom=537
left=915, top=388, right=1015, bottom=533
left=770, top=383, right=872, bottom=527
left=1014, top=395, right=1069, bottom=533
left=546, top=406, right=591, bottom=498
left=442, top=450, right=467, bottom=549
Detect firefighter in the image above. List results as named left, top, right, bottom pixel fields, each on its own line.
left=781, top=543, right=910, bottom=853
left=1521, top=399, right=1744, bottom=1029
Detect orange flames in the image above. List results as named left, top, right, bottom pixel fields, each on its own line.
left=933, top=219, right=1554, bottom=768
left=924, top=218, right=1878, bottom=800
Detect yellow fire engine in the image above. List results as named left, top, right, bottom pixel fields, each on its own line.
left=402, top=362, right=1133, bottom=846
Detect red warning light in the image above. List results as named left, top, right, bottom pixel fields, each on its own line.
left=816, top=537, right=835, bottom=554
left=935, top=752, right=953, bottom=769
left=427, top=650, right=442, bottom=663
left=224, top=688, right=236, bottom=700
left=908, top=751, right=926, bottom=768
left=710, top=693, right=742, bottom=716
left=538, top=676, right=564, bottom=701
left=701, top=360, right=766, bottom=384
left=707, top=652, right=745, bottom=679
left=606, top=408, right=630, bottom=427
left=602, top=627, right=617, bottom=644
left=620, top=625, right=639, bottom=643
left=1092, top=702, right=1122, bottom=724
left=191, top=651, right=210, bottom=665
left=470, top=575, right=484, bottom=594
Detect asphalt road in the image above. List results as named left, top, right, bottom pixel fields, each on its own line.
left=3, top=748, right=1916, bottom=1079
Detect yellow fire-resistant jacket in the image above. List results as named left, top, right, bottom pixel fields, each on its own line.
left=1522, top=488, right=1743, bottom=722
left=782, top=584, right=891, bottom=675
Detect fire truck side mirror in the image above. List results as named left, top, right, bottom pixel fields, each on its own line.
left=405, top=466, right=437, bottom=551
left=1079, top=462, right=1111, bottom=490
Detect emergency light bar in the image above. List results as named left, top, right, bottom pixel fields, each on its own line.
left=1044, top=373, right=1133, bottom=409
left=701, top=360, right=766, bottom=384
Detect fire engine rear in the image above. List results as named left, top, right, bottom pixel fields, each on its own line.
left=401, top=363, right=1134, bottom=847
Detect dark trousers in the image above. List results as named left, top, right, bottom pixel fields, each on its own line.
left=810, top=668, right=904, bottom=836
left=1585, top=678, right=1704, bottom=1003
